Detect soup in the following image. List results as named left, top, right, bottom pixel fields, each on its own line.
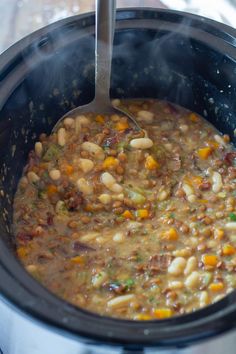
left=13, top=99, right=236, bottom=320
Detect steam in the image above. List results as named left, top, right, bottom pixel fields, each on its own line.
left=13, top=10, right=227, bottom=126
left=13, top=10, right=201, bottom=117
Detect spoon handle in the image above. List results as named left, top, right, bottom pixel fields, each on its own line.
left=94, top=0, right=116, bottom=107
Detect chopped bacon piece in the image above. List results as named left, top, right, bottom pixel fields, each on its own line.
left=148, top=254, right=173, bottom=273
left=17, top=232, right=33, bottom=244
left=224, top=152, right=236, bottom=165
left=73, top=241, right=95, bottom=252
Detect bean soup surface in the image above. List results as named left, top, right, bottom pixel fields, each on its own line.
left=13, top=99, right=236, bottom=320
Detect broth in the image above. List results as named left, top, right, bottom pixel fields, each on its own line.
left=13, top=99, right=236, bottom=320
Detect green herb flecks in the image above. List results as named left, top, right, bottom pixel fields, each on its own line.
left=229, top=212, right=236, bottom=221
left=43, top=144, right=61, bottom=162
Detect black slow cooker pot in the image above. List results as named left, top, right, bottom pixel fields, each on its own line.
left=0, top=8, right=236, bottom=353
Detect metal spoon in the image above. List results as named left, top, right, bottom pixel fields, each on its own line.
left=53, top=0, right=141, bottom=132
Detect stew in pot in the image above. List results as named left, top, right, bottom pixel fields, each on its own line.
left=13, top=99, right=236, bottom=320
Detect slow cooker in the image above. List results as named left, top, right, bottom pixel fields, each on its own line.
left=0, top=8, right=236, bottom=354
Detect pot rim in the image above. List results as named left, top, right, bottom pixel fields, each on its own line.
left=0, top=8, right=236, bottom=349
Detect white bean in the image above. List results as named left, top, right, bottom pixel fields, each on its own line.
left=92, top=271, right=108, bottom=288
left=185, top=271, right=200, bottom=289
left=98, top=194, right=112, bottom=205
left=112, top=193, right=124, bottom=201
left=130, top=137, right=153, bottom=149
left=81, top=141, right=105, bottom=160
left=179, top=124, right=188, bottom=133
left=101, top=172, right=116, bottom=187
left=100, top=172, right=123, bottom=193
left=80, top=231, right=100, bottom=242
left=188, top=194, right=197, bottom=203
left=107, top=294, right=134, bottom=308
left=27, top=171, right=40, bottom=183
left=207, top=240, right=217, bottom=248
left=79, top=158, right=94, bottom=173
left=168, top=280, right=184, bottom=290
left=77, top=178, right=93, bottom=195
left=49, top=169, right=61, bottom=181
left=168, top=257, right=186, bottom=276
left=212, top=171, right=223, bottom=193
left=63, top=117, right=75, bottom=128
left=199, top=291, right=209, bottom=308
left=58, top=128, right=66, bottom=146
left=182, top=183, right=196, bottom=203
left=35, top=142, right=43, bottom=157
left=110, top=183, right=123, bottom=193
left=158, top=190, right=169, bottom=201
left=184, top=256, right=197, bottom=276
left=173, top=248, right=192, bottom=258
left=75, top=115, right=90, bottom=133
left=225, top=222, right=236, bottom=230
left=226, top=287, right=234, bottom=294
left=137, top=110, right=154, bottom=123
left=113, top=231, right=125, bottom=242
left=188, top=237, right=198, bottom=247
left=26, top=264, right=38, bottom=273
left=213, top=294, right=224, bottom=303
left=182, top=183, right=193, bottom=196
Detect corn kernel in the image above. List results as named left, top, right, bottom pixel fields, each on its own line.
left=163, top=227, right=179, bottom=241
left=135, top=314, right=152, bottom=320
left=153, top=308, right=172, bottom=319
left=222, top=244, right=235, bottom=256
left=70, top=256, right=85, bottom=265
left=115, top=121, right=129, bottom=131
left=145, top=155, right=160, bottom=170
left=122, top=210, right=134, bottom=219
left=103, top=157, right=119, bottom=169
left=95, top=114, right=105, bottom=124
left=17, top=247, right=27, bottom=258
left=202, top=254, right=218, bottom=267
left=47, top=184, right=58, bottom=196
left=197, top=199, right=208, bottom=203
left=65, top=164, right=74, bottom=175
left=197, top=147, right=213, bottom=160
left=214, top=228, right=224, bottom=240
left=136, top=209, right=149, bottom=219
left=209, top=282, right=224, bottom=292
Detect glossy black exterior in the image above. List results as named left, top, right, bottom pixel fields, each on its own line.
left=0, top=8, right=236, bottom=350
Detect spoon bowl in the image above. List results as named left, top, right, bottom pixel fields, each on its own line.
left=53, top=0, right=141, bottom=133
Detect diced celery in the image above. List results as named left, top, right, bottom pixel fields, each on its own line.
left=56, top=201, right=68, bottom=215
left=116, top=141, right=128, bottom=151
left=43, top=144, right=61, bottom=161
left=127, top=189, right=146, bottom=204
left=201, top=272, right=212, bottom=287
left=133, top=186, right=152, bottom=196
left=225, top=274, right=236, bottom=287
